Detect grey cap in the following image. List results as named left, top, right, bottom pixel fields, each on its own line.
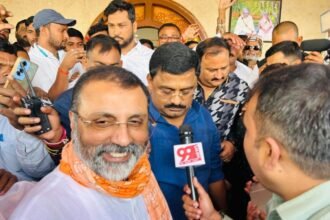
left=33, top=9, right=76, bottom=29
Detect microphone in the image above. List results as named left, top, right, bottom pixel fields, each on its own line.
left=179, top=125, right=198, bottom=201
left=301, top=39, right=330, bottom=52
left=173, top=125, right=205, bottom=202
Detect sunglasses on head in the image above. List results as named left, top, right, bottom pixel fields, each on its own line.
left=244, top=45, right=261, bottom=51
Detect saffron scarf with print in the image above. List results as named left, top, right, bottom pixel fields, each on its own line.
left=60, top=141, right=171, bottom=220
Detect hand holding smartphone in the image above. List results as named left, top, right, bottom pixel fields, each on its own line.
left=6, top=58, right=52, bottom=134
left=0, top=57, right=37, bottom=109
left=7, top=57, right=38, bottom=91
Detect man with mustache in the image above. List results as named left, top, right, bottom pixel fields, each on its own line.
left=195, top=37, right=250, bottom=218
left=13, top=19, right=31, bottom=51
left=9, top=35, right=124, bottom=170
left=195, top=37, right=249, bottom=161
left=10, top=66, right=171, bottom=219
left=0, top=20, right=10, bottom=42
left=147, top=42, right=227, bottom=219
left=241, top=35, right=262, bottom=87
left=104, top=0, right=153, bottom=85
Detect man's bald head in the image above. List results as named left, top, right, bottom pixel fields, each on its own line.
left=272, top=21, right=302, bottom=45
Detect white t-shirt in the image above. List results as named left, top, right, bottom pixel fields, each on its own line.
left=29, top=44, right=84, bottom=92
left=10, top=168, right=150, bottom=220
left=122, top=41, right=153, bottom=85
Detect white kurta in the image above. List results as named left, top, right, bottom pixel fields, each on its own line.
left=0, top=181, right=35, bottom=219
left=121, top=41, right=153, bottom=85
left=10, top=168, right=150, bottom=220
left=233, top=61, right=259, bottom=88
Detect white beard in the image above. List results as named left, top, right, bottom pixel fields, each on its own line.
left=72, top=128, right=146, bottom=181
left=244, top=54, right=260, bottom=61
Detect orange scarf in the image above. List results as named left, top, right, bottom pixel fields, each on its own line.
left=60, top=141, right=171, bottom=219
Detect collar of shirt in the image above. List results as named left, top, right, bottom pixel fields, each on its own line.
left=234, top=60, right=252, bottom=74
left=31, top=43, right=64, bottom=61
left=268, top=181, right=330, bottom=219
left=148, top=100, right=201, bottom=125
left=121, top=40, right=141, bottom=58
left=196, top=73, right=242, bottom=101
left=195, top=81, right=221, bottom=105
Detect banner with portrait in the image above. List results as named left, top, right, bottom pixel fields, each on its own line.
left=229, top=0, right=282, bottom=42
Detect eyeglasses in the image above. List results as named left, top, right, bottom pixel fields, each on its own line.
left=244, top=45, right=261, bottom=51
left=156, top=88, right=195, bottom=99
left=72, top=111, right=148, bottom=131
left=159, top=36, right=181, bottom=41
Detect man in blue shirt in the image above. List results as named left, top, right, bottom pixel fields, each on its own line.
left=147, top=42, right=227, bottom=219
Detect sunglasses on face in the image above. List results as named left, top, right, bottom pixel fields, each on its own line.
left=243, top=45, right=261, bottom=51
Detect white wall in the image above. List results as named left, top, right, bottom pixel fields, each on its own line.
left=3, top=0, right=330, bottom=47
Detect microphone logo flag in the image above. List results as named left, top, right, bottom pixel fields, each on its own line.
left=174, top=142, right=205, bottom=168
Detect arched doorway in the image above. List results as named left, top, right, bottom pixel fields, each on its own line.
left=89, top=0, right=207, bottom=45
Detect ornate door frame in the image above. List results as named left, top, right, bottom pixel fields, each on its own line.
left=90, top=0, right=207, bottom=39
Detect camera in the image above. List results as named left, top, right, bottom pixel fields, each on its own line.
left=301, top=39, right=330, bottom=62
left=21, top=96, right=52, bottom=135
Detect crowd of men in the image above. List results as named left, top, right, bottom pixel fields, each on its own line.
left=0, top=0, right=329, bottom=219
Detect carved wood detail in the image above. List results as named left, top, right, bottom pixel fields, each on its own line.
left=89, top=0, right=207, bottom=39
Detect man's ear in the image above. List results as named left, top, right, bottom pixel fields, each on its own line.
left=292, top=58, right=302, bottom=65
left=147, top=74, right=154, bottom=92
left=39, top=26, right=45, bottom=35
left=69, top=111, right=75, bottom=131
left=133, top=21, right=137, bottom=34
left=262, top=137, right=282, bottom=171
left=40, top=25, right=48, bottom=35
left=297, top=36, right=303, bottom=46
left=193, top=74, right=198, bottom=88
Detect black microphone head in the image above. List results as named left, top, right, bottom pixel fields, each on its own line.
left=301, top=39, right=330, bottom=52
left=179, top=124, right=192, bottom=134
left=179, top=124, right=193, bottom=144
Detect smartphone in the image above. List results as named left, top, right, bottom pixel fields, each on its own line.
left=249, top=183, right=272, bottom=212
left=0, top=58, right=38, bottom=109
left=7, top=57, right=38, bottom=91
